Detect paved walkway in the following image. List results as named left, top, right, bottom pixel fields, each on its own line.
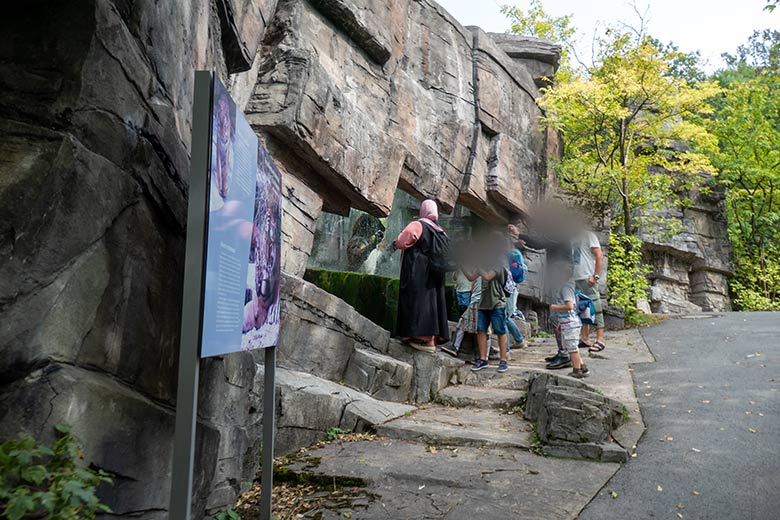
left=266, top=327, right=656, bottom=519
left=580, top=312, right=780, bottom=520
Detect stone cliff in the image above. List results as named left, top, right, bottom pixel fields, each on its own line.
left=0, top=1, right=562, bottom=517
left=638, top=172, right=733, bottom=313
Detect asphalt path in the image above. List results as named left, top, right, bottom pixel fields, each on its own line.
left=580, top=312, right=780, bottom=520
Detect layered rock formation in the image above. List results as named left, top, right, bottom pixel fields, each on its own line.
left=0, top=0, right=561, bottom=518
left=638, top=175, right=733, bottom=313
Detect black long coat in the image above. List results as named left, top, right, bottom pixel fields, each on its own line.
left=396, top=223, right=450, bottom=341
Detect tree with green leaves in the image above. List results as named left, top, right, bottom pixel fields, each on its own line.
left=537, top=30, right=720, bottom=235
left=502, top=2, right=722, bottom=320
left=708, top=30, right=780, bottom=310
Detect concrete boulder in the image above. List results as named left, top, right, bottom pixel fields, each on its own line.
left=343, top=347, right=414, bottom=402
left=525, top=372, right=627, bottom=461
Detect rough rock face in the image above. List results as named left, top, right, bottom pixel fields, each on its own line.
left=0, top=0, right=560, bottom=518
left=525, top=372, right=628, bottom=463
left=638, top=177, right=733, bottom=313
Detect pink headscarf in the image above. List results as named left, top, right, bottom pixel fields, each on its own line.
left=419, top=199, right=444, bottom=233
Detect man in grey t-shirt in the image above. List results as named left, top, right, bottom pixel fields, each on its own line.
left=571, top=230, right=606, bottom=351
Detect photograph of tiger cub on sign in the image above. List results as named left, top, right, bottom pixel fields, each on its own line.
left=242, top=142, right=282, bottom=349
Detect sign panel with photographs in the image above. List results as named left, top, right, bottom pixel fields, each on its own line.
left=200, top=77, right=282, bottom=357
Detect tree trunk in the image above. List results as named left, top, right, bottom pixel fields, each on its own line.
left=622, top=174, right=632, bottom=234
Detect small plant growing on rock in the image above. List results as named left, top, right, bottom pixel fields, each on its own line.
left=0, top=424, right=113, bottom=520
left=214, top=508, right=241, bottom=520
left=325, top=428, right=351, bottom=441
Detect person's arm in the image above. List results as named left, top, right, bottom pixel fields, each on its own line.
left=480, top=269, right=498, bottom=281
left=589, top=233, right=604, bottom=286
left=550, top=300, right=574, bottom=311
left=395, top=221, right=423, bottom=250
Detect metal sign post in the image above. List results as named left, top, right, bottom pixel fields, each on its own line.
left=170, top=71, right=213, bottom=520
left=260, top=345, right=276, bottom=520
left=170, top=70, right=282, bottom=519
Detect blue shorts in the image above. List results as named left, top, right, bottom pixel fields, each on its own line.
left=477, top=307, right=507, bottom=335
left=456, top=291, right=472, bottom=309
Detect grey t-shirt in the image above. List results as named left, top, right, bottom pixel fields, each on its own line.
left=556, top=281, right=582, bottom=329
left=572, top=231, right=600, bottom=281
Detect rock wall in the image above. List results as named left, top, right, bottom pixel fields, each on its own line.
left=0, top=0, right=559, bottom=518
left=638, top=175, right=733, bottom=313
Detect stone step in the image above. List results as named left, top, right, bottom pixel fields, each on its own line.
left=375, top=405, right=533, bottom=449
left=459, top=364, right=533, bottom=391
left=343, top=346, right=414, bottom=402
left=272, top=438, right=620, bottom=520
left=273, top=367, right=415, bottom=454
left=370, top=340, right=466, bottom=403
left=436, top=384, right=526, bottom=409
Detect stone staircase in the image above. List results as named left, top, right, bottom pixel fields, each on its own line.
left=268, top=277, right=646, bottom=489
left=248, top=326, right=655, bottom=518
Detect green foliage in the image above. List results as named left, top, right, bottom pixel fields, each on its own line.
left=708, top=30, right=780, bottom=310
left=325, top=428, right=351, bottom=441
left=0, top=424, right=113, bottom=520
left=765, top=0, right=780, bottom=12
left=606, top=233, right=651, bottom=325
left=214, top=509, right=241, bottom=520
left=539, top=28, right=720, bottom=235
left=501, top=0, right=576, bottom=78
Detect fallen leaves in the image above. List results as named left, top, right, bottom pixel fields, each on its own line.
left=609, top=489, right=618, bottom=499
left=691, top=490, right=700, bottom=496
left=657, top=485, right=663, bottom=492
left=748, top=428, right=757, bottom=434
left=427, top=446, right=439, bottom=455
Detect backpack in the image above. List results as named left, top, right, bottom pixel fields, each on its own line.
left=507, top=248, right=528, bottom=283
left=502, top=266, right=516, bottom=297
left=421, top=222, right=457, bottom=273
left=575, top=289, right=596, bottom=325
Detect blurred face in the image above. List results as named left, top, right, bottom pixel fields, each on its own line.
left=547, top=261, right=574, bottom=288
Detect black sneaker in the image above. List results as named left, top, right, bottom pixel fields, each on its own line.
left=440, top=343, right=459, bottom=358
left=545, top=353, right=561, bottom=363
left=546, top=356, right=572, bottom=370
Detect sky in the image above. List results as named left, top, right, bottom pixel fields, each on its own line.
left=436, top=0, right=780, bottom=71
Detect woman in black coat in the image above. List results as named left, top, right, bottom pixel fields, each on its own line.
left=394, top=199, right=450, bottom=353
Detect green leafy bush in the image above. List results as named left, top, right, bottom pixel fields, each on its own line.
left=0, top=424, right=113, bottom=520
left=731, top=251, right=780, bottom=311
left=607, top=233, right=651, bottom=325
left=214, top=509, right=241, bottom=520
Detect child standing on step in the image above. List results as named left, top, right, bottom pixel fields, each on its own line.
left=550, top=260, right=588, bottom=379
left=469, top=232, right=510, bottom=373
left=441, top=277, right=492, bottom=359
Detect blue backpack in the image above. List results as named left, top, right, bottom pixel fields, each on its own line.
left=507, top=248, right=528, bottom=283
left=575, top=290, right=596, bottom=325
